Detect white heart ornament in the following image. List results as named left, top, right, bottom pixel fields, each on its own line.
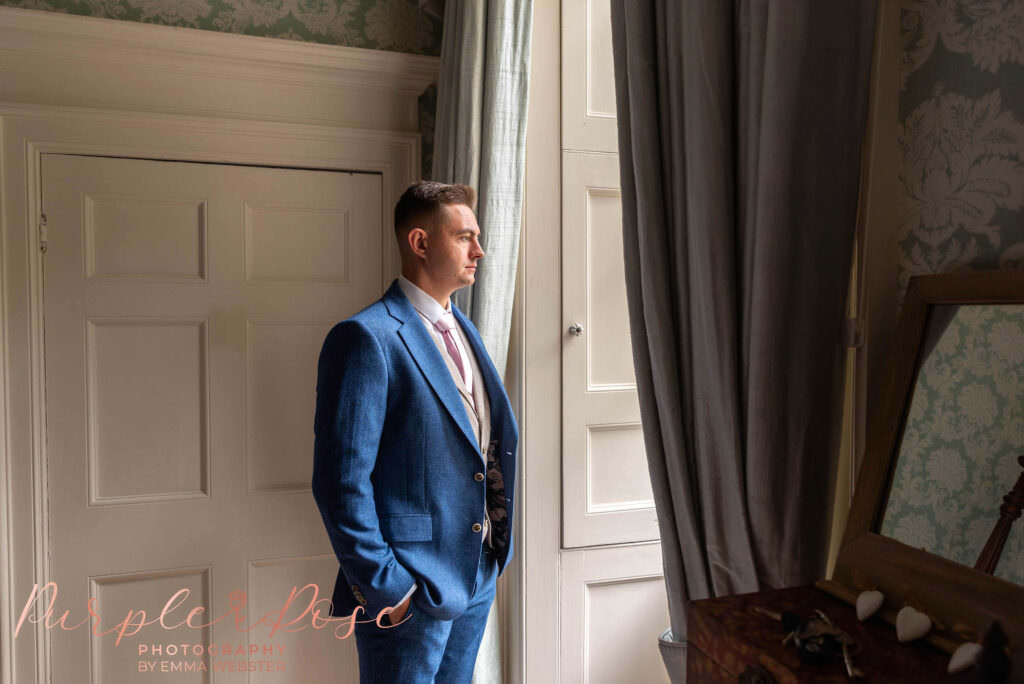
left=947, top=642, right=982, bottom=674
left=896, top=606, right=932, bottom=642
left=856, top=590, right=884, bottom=621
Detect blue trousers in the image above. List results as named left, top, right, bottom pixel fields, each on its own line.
left=354, top=544, right=499, bottom=683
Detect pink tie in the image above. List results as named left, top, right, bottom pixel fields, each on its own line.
left=433, top=314, right=466, bottom=385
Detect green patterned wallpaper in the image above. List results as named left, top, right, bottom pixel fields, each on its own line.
left=881, top=305, right=1024, bottom=585
left=898, top=0, right=1024, bottom=285
left=0, top=0, right=443, bottom=55
left=888, top=0, right=1024, bottom=586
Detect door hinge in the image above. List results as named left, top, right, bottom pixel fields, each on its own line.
left=38, top=213, right=48, bottom=254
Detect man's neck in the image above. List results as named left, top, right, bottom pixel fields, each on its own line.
left=400, top=272, right=451, bottom=310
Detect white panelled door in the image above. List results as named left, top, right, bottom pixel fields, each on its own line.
left=41, top=154, right=383, bottom=683
left=561, top=151, right=659, bottom=548
left=559, top=0, right=669, bottom=682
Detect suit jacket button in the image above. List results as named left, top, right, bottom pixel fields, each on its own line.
left=474, top=472, right=485, bottom=482
left=472, top=523, right=483, bottom=533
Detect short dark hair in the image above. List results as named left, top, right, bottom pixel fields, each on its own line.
left=394, top=181, right=477, bottom=236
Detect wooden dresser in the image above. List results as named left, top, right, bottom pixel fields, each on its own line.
left=685, top=274, right=1024, bottom=682
left=687, top=585, right=949, bottom=682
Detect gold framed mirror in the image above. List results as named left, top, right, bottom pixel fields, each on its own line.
left=825, top=270, right=1024, bottom=651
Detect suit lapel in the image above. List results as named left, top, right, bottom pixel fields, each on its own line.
left=384, top=282, right=479, bottom=452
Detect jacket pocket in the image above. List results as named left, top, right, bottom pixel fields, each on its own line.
left=381, top=514, right=433, bottom=542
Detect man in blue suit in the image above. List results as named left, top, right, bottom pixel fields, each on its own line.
left=312, top=181, right=518, bottom=683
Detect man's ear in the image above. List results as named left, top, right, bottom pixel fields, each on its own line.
left=407, top=227, right=429, bottom=259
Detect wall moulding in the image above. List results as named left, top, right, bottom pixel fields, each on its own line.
left=0, top=6, right=439, bottom=131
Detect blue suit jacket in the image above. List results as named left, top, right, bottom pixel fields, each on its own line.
left=312, top=280, right=518, bottom=622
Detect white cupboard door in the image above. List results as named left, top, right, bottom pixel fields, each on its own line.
left=42, top=154, right=384, bottom=683
left=562, top=150, right=659, bottom=548
left=559, top=2, right=669, bottom=681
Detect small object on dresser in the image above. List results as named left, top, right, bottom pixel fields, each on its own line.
left=948, top=642, right=983, bottom=675
left=952, top=621, right=1016, bottom=683
left=976, top=621, right=1011, bottom=684
left=856, top=589, right=884, bottom=621
left=753, top=606, right=864, bottom=679
left=896, top=605, right=932, bottom=642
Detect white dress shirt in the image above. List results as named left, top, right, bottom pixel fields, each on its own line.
left=397, top=275, right=475, bottom=396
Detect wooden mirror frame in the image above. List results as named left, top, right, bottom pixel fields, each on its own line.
left=824, top=270, right=1024, bottom=651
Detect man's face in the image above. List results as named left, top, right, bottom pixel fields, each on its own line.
left=424, top=203, right=484, bottom=294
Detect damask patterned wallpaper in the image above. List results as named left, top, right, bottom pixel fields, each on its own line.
left=886, top=0, right=1024, bottom=585
left=881, top=305, right=1024, bottom=585
left=0, top=0, right=443, bottom=55
left=899, top=0, right=1024, bottom=285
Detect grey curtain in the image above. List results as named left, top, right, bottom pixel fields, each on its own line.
left=609, top=2, right=877, bottom=680
left=431, top=1, right=532, bottom=682
left=432, top=0, right=532, bottom=379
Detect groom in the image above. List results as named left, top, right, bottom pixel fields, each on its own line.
left=312, top=181, right=518, bottom=683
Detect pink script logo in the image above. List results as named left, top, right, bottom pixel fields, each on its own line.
left=15, top=582, right=409, bottom=645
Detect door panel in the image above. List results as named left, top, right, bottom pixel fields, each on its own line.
left=562, top=0, right=619, bottom=153
left=42, top=154, right=383, bottom=683
left=562, top=150, right=658, bottom=547
left=559, top=543, right=670, bottom=684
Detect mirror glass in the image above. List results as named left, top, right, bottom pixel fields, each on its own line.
left=880, top=304, right=1024, bottom=585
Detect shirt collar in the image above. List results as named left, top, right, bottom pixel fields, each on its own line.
left=397, top=275, right=450, bottom=324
